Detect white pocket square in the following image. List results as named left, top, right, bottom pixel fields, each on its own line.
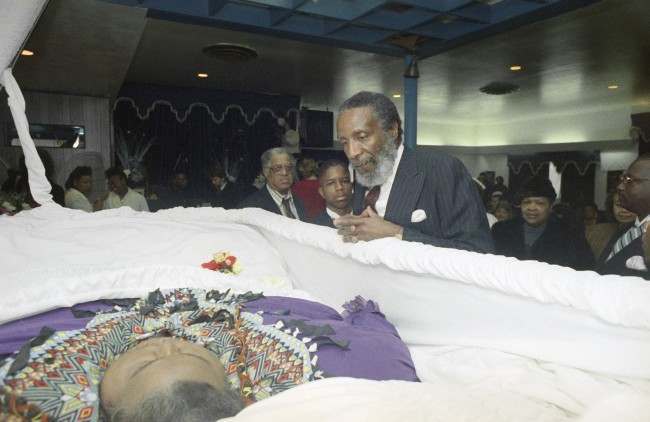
left=625, top=255, right=648, bottom=271
left=410, top=209, right=427, bottom=223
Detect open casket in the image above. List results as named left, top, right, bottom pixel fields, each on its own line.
left=1, top=2, right=650, bottom=421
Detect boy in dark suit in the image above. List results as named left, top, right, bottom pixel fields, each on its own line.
left=311, top=159, right=353, bottom=228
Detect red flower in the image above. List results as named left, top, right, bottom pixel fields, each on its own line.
left=201, top=261, right=219, bottom=271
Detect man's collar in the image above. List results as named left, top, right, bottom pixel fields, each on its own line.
left=266, top=184, right=292, bottom=200
left=636, top=214, right=650, bottom=227
left=326, top=207, right=351, bottom=220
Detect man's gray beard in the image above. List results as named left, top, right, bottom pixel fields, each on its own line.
left=354, top=136, right=398, bottom=188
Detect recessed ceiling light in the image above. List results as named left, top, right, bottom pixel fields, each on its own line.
left=197, top=73, right=209, bottom=78
left=608, top=84, right=619, bottom=90
left=392, top=93, right=401, bottom=98
left=21, top=49, right=34, bottom=56
left=509, top=65, right=522, bottom=71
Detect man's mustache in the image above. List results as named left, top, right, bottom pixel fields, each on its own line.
left=351, top=156, right=376, bottom=168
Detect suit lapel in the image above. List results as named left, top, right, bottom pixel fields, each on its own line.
left=261, top=187, right=282, bottom=214
left=385, top=148, right=424, bottom=225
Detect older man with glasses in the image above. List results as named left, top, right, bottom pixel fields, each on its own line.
left=596, top=155, right=650, bottom=279
left=238, top=147, right=306, bottom=220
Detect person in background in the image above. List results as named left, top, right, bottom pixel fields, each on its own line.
left=488, top=191, right=504, bottom=214
left=582, top=203, right=600, bottom=227
left=158, top=170, right=197, bottom=209
left=292, top=158, right=325, bottom=219
left=17, top=150, right=65, bottom=207
left=492, top=177, right=594, bottom=271
left=100, top=167, right=149, bottom=212
left=204, top=164, right=241, bottom=209
left=311, top=159, right=353, bottom=228
left=238, top=147, right=306, bottom=220
left=493, top=176, right=508, bottom=196
left=585, top=192, right=636, bottom=259
left=494, top=199, right=514, bottom=222
left=64, top=166, right=96, bottom=212
left=597, top=156, right=650, bottom=279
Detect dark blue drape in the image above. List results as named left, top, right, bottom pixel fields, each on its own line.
left=113, top=83, right=300, bottom=200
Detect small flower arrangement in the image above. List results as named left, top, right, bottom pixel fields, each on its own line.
left=201, top=251, right=242, bottom=274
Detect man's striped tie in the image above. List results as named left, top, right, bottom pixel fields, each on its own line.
left=606, top=225, right=642, bottom=262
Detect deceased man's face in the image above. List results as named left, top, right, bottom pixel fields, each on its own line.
left=100, top=337, right=227, bottom=412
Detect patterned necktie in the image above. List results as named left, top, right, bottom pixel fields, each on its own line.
left=606, top=225, right=642, bottom=261
left=363, top=186, right=381, bottom=212
left=281, top=197, right=296, bottom=219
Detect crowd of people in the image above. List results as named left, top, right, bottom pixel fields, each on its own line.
left=2, top=91, right=649, bottom=281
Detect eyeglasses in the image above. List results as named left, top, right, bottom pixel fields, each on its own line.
left=619, top=173, right=650, bottom=185
left=268, top=164, right=294, bottom=174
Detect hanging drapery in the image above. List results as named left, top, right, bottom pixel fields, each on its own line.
left=508, top=151, right=600, bottom=177
left=113, top=83, right=301, bottom=199
left=114, top=83, right=300, bottom=126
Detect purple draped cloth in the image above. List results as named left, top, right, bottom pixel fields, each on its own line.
left=0, top=296, right=418, bottom=382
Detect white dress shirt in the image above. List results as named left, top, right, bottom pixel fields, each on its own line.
left=267, top=185, right=299, bottom=219
left=64, top=188, right=93, bottom=212
left=326, top=207, right=351, bottom=220
left=372, top=144, right=404, bottom=218
left=104, top=188, right=149, bottom=212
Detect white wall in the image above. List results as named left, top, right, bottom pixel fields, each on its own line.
left=418, top=102, right=649, bottom=148
left=452, top=153, right=509, bottom=184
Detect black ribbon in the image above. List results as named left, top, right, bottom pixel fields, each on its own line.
left=8, top=326, right=55, bottom=375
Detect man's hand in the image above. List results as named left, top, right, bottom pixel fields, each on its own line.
left=334, top=206, right=403, bottom=243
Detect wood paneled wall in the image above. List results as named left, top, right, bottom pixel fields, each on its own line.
left=0, top=91, right=112, bottom=193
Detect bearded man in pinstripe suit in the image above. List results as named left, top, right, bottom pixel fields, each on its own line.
left=334, top=91, right=493, bottom=253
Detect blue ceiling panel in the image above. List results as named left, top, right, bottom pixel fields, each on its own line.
left=357, top=8, right=438, bottom=31
left=329, top=25, right=397, bottom=45
left=413, top=18, right=486, bottom=40
left=216, top=3, right=270, bottom=26
left=246, top=0, right=296, bottom=8
left=275, top=14, right=328, bottom=36
left=489, top=0, right=552, bottom=23
left=398, top=0, right=475, bottom=12
left=98, top=0, right=602, bottom=58
left=298, top=0, right=386, bottom=21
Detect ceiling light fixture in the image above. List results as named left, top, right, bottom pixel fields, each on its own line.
left=509, top=65, right=522, bottom=71
left=197, top=73, right=209, bottom=78
left=392, top=93, right=401, bottom=98
left=21, top=49, right=34, bottom=56
left=608, top=84, right=619, bottom=90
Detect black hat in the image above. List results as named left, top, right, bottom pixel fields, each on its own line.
left=517, top=177, right=557, bottom=203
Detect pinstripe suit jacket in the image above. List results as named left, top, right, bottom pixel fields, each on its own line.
left=352, top=147, right=494, bottom=253
left=596, top=223, right=650, bottom=279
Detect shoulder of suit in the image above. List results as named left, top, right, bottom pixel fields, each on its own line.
left=238, top=188, right=265, bottom=206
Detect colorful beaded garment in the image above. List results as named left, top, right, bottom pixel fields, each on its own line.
left=0, top=289, right=321, bottom=421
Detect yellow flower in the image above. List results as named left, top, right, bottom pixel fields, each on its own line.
left=213, top=251, right=229, bottom=263
left=231, top=261, right=242, bottom=274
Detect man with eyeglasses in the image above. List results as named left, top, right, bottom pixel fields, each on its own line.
left=597, top=156, right=650, bottom=279
left=238, top=147, right=306, bottom=220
